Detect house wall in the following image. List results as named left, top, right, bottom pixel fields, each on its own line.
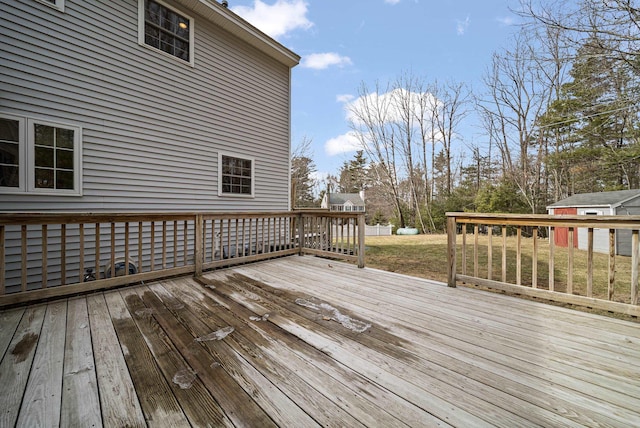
left=1, top=0, right=293, bottom=212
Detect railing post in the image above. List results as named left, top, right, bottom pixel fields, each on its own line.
left=447, top=215, right=457, bottom=288
left=298, top=211, right=304, bottom=257
left=357, top=213, right=365, bottom=268
left=632, top=229, right=639, bottom=305
left=195, top=214, right=203, bottom=277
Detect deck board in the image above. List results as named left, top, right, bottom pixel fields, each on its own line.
left=60, top=297, right=102, bottom=428
left=237, top=257, right=640, bottom=426
left=148, top=281, right=328, bottom=428
left=135, top=286, right=278, bottom=428
left=0, top=304, right=46, bottom=428
left=87, top=293, right=146, bottom=427
left=0, top=307, right=25, bottom=358
left=1, top=255, right=639, bottom=427
left=17, top=300, right=66, bottom=428
left=104, top=290, right=191, bottom=427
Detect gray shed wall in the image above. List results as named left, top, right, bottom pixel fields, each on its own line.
left=615, top=195, right=640, bottom=256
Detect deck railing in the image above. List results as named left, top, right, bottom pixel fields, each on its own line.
left=447, top=212, right=640, bottom=317
left=0, top=211, right=365, bottom=307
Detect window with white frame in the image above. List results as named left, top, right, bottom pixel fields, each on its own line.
left=0, top=116, right=24, bottom=190
left=35, top=0, right=65, bottom=12
left=0, top=114, right=82, bottom=195
left=139, top=0, right=194, bottom=65
left=218, top=153, right=254, bottom=197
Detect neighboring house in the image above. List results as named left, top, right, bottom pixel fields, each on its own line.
left=321, top=191, right=366, bottom=213
left=1, top=0, right=299, bottom=212
left=547, top=189, right=640, bottom=256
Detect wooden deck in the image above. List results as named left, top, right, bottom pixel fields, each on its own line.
left=1, top=256, right=639, bottom=427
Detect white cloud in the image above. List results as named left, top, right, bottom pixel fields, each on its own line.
left=384, top=0, right=401, bottom=4
left=301, top=52, right=353, bottom=70
left=344, top=88, right=440, bottom=127
left=456, top=16, right=470, bottom=35
left=341, top=89, right=447, bottom=146
left=496, top=16, right=515, bottom=26
left=336, top=94, right=355, bottom=103
left=232, top=0, right=313, bottom=39
left=325, top=132, right=363, bottom=156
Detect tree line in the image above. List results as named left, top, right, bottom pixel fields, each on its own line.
left=292, top=0, right=640, bottom=232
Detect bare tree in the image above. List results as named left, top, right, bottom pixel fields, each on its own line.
left=290, top=136, right=318, bottom=208
left=478, top=29, right=554, bottom=213
left=390, top=72, right=428, bottom=232
left=348, top=80, right=408, bottom=227
left=433, top=80, right=471, bottom=196
left=519, top=0, right=640, bottom=71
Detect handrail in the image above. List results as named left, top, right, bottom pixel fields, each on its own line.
left=0, top=211, right=365, bottom=307
left=446, top=212, right=640, bottom=317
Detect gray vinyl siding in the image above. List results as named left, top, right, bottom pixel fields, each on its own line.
left=571, top=202, right=640, bottom=257
left=0, top=0, right=293, bottom=212
left=615, top=196, right=640, bottom=257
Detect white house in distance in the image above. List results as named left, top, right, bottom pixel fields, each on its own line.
left=547, top=189, right=640, bottom=256
left=321, top=191, right=366, bottom=213
left=1, top=0, right=299, bottom=213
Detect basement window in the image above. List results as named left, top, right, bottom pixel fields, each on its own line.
left=139, top=0, right=194, bottom=66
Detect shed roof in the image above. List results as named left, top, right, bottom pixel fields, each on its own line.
left=547, top=189, right=640, bottom=209
left=328, top=193, right=365, bottom=206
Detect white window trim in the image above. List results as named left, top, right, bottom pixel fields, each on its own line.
left=35, top=0, right=64, bottom=12
left=27, top=118, right=83, bottom=196
left=0, top=113, right=26, bottom=193
left=218, top=152, right=255, bottom=198
left=138, top=0, right=195, bottom=67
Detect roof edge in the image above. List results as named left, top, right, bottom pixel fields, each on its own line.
left=546, top=204, right=611, bottom=210
left=176, top=0, right=300, bottom=67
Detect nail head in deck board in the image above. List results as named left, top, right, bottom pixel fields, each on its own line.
left=150, top=280, right=357, bottom=428
left=135, top=287, right=279, bottom=428
left=0, top=305, right=46, bottom=427
left=86, top=294, right=146, bottom=427
left=18, top=300, right=67, bottom=428
left=103, top=290, right=192, bottom=427
left=118, top=287, right=234, bottom=427
left=61, top=298, right=102, bottom=428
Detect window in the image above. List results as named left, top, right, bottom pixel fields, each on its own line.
left=35, top=0, right=65, bottom=11
left=139, top=0, right=194, bottom=65
left=0, top=116, right=24, bottom=190
left=29, top=120, right=79, bottom=192
left=0, top=114, right=82, bottom=195
left=219, top=153, right=254, bottom=197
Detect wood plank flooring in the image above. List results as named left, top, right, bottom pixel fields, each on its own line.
left=1, top=255, right=639, bottom=427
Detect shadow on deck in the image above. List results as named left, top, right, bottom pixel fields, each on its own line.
left=2, top=256, right=639, bottom=427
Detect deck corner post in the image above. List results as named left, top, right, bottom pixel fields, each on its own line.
left=447, top=214, right=457, bottom=288
left=195, top=214, right=203, bottom=277
left=357, top=213, right=365, bottom=268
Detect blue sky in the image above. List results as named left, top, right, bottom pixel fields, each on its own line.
left=229, top=0, right=521, bottom=179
